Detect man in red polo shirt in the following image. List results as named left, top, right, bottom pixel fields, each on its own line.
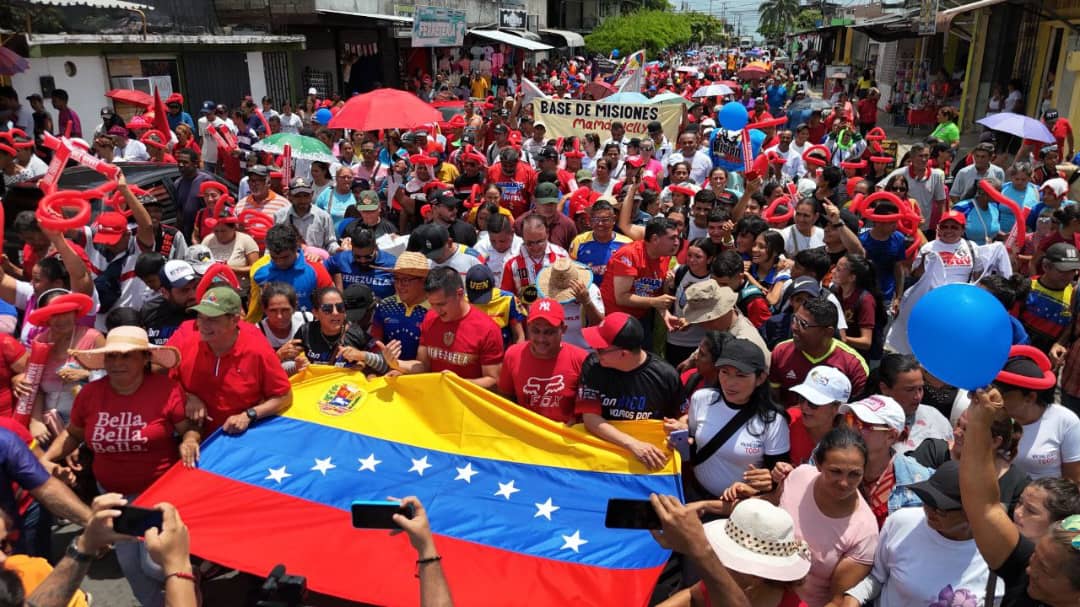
left=497, top=298, right=587, bottom=423
left=769, top=297, right=868, bottom=408
left=170, top=286, right=292, bottom=445
left=486, top=147, right=536, bottom=217
left=600, top=217, right=680, bottom=346
left=393, top=266, right=503, bottom=389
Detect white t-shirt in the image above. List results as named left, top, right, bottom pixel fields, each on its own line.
left=897, top=405, right=954, bottom=454
left=846, top=507, right=1001, bottom=607
left=436, top=249, right=482, bottom=275
left=473, top=234, right=522, bottom=287
left=1015, top=403, right=1080, bottom=479
left=259, top=311, right=312, bottom=348
left=688, top=389, right=790, bottom=496
left=780, top=224, right=825, bottom=257
left=913, top=239, right=975, bottom=285
left=279, top=112, right=303, bottom=134
left=668, top=268, right=712, bottom=348
left=561, top=283, right=605, bottom=350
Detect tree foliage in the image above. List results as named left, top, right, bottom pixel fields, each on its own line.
left=585, top=10, right=726, bottom=56
left=757, top=0, right=800, bottom=38
left=794, top=9, right=823, bottom=31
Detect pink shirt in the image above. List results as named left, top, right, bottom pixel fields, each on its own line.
left=779, top=465, right=879, bottom=607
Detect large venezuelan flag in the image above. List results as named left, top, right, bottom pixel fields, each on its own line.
left=138, top=367, right=683, bottom=606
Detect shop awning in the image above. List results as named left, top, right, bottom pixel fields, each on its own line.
left=539, top=28, right=585, bottom=48
left=936, top=0, right=1009, bottom=30
left=468, top=29, right=553, bottom=51
left=28, top=0, right=153, bottom=9
left=315, top=9, right=413, bottom=24
left=853, top=10, right=920, bottom=41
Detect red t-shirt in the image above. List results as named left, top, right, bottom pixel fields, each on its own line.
left=600, top=240, right=670, bottom=318
left=20, top=241, right=91, bottom=281
left=497, top=342, right=587, bottom=423
left=0, top=336, right=26, bottom=418
left=71, top=374, right=186, bottom=495
left=769, top=339, right=869, bottom=408
left=857, top=98, right=878, bottom=125
left=169, top=323, right=292, bottom=433
left=1023, top=118, right=1073, bottom=154
left=486, top=162, right=537, bottom=217
left=420, top=306, right=504, bottom=379
left=786, top=406, right=816, bottom=465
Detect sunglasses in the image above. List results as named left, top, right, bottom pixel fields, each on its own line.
left=320, top=303, right=346, bottom=314
left=791, top=316, right=824, bottom=330
left=844, top=411, right=892, bottom=433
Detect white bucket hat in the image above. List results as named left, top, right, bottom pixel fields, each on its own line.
left=703, top=499, right=810, bottom=582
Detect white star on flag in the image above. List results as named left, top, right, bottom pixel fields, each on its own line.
left=561, top=530, right=588, bottom=553
left=311, top=457, right=336, bottom=475
left=455, top=462, right=478, bottom=483
left=495, top=480, right=520, bottom=500
left=409, top=455, right=432, bottom=476
left=265, top=466, right=291, bottom=484
left=534, top=498, right=560, bottom=520
left=358, top=454, right=382, bottom=472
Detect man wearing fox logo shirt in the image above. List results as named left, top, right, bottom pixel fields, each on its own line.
left=575, top=313, right=681, bottom=470
left=498, top=298, right=587, bottom=423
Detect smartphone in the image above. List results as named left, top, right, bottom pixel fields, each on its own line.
left=113, top=506, right=164, bottom=537
left=604, top=498, right=662, bottom=530
left=350, top=500, right=414, bottom=529
left=668, top=429, right=692, bottom=462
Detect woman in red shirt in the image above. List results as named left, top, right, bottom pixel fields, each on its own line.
left=38, top=326, right=195, bottom=607
left=857, top=88, right=880, bottom=136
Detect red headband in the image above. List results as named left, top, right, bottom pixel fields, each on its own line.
left=995, top=345, right=1057, bottom=391
left=762, top=195, right=795, bottom=225
left=870, top=156, right=894, bottom=164
left=199, top=181, right=228, bottom=197
left=841, top=160, right=867, bottom=169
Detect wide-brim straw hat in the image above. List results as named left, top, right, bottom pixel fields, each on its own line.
left=536, top=257, right=593, bottom=303
left=69, top=326, right=180, bottom=370
left=377, top=251, right=431, bottom=278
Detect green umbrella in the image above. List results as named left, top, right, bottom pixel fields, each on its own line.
left=648, top=92, right=695, bottom=108
left=252, top=133, right=335, bottom=162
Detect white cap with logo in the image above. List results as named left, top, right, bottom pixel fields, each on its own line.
left=790, top=366, right=852, bottom=405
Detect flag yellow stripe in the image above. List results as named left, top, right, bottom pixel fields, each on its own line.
left=283, top=366, right=679, bottom=476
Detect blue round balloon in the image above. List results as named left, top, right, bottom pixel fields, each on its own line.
left=612, top=49, right=620, bottom=58
left=907, top=283, right=1012, bottom=390
left=717, top=102, right=748, bottom=131
left=314, top=108, right=332, bottom=126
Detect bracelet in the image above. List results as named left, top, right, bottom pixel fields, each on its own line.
left=165, top=571, right=196, bottom=583
left=414, top=555, right=441, bottom=578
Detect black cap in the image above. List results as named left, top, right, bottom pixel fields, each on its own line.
left=538, top=146, right=559, bottom=160
left=247, top=165, right=269, bottom=177
left=406, top=224, right=450, bottom=260
left=432, top=189, right=459, bottom=208
left=465, top=265, right=495, bottom=304
left=788, top=276, right=822, bottom=298
left=343, top=283, right=375, bottom=323
left=493, top=124, right=509, bottom=134
left=714, top=338, right=767, bottom=374
left=908, top=460, right=962, bottom=511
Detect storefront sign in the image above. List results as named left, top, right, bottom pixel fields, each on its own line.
left=917, top=0, right=939, bottom=35
left=499, top=9, right=527, bottom=30
left=411, top=6, right=466, bottom=47
left=394, top=4, right=414, bottom=39
left=531, top=98, right=683, bottom=143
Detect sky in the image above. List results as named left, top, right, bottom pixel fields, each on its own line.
left=679, top=0, right=763, bottom=40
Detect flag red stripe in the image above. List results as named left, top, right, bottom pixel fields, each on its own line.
left=138, top=467, right=664, bottom=606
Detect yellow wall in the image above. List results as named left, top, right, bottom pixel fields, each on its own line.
left=1029, top=1, right=1080, bottom=138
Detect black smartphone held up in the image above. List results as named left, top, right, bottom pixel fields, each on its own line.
left=604, top=498, right=662, bottom=530
left=350, top=500, right=415, bottom=529
left=113, top=506, right=164, bottom=537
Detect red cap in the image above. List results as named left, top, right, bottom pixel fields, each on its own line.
left=582, top=312, right=644, bottom=350
left=92, top=212, right=130, bottom=245
left=528, top=298, right=565, bottom=327
left=624, top=155, right=644, bottom=168
left=939, top=210, right=966, bottom=226
left=409, top=154, right=437, bottom=166
left=165, top=93, right=184, bottom=105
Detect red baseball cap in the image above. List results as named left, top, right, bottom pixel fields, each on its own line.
left=624, top=155, right=644, bottom=168
left=92, top=212, right=130, bottom=245
left=528, top=298, right=565, bottom=327
left=939, top=210, right=966, bottom=226
left=582, top=312, right=644, bottom=350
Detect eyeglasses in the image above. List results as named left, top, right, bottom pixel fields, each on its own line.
left=938, top=223, right=963, bottom=230
left=844, top=411, right=892, bottom=433
left=320, top=303, right=346, bottom=314
left=791, top=316, right=824, bottom=330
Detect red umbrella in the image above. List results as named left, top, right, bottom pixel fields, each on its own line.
left=717, top=80, right=740, bottom=89
left=328, top=89, right=441, bottom=132
left=584, top=81, right=616, bottom=99
left=737, top=62, right=770, bottom=80
left=106, top=89, right=153, bottom=108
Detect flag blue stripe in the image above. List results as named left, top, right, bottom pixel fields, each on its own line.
left=197, top=416, right=679, bottom=569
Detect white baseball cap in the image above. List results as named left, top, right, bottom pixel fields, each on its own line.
left=307, top=87, right=318, bottom=96
left=1040, top=177, right=1069, bottom=198
left=839, top=395, right=906, bottom=433
left=790, top=365, right=852, bottom=405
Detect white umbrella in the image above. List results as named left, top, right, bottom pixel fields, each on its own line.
left=692, top=84, right=735, bottom=98
left=649, top=92, right=694, bottom=108
left=676, top=65, right=699, bottom=74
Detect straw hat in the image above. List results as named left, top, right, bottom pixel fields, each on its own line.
left=536, top=257, right=593, bottom=303
left=377, top=251, right=431, bottom=278
left=69, top=326, right=180, bottom=370
left=703, top=499, right=811, bottom=582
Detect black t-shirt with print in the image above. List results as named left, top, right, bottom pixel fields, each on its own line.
left=575, top=352, right=683, bottom=421
left=298, top=321, right=373, bottom=365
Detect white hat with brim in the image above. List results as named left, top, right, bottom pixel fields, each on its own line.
left=70, top=326, right=180, bottom=371
left=703, top=499, right=811, bottom=582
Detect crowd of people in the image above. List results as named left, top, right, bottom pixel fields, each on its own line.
left=0, top=41, right=1078, bottom=607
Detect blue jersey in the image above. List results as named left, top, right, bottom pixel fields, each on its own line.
left=569, top=231, right=631, bottom=286
left=371, top=295, right=430, bottom=360
left=324, top=249, right=397, bottom=300
left=859, top=229, right=907, bottom=300
left=251, top=252, right=331, bottom=313
left=472, top=289, right=526, bottom=347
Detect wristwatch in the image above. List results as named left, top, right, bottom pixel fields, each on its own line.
left=245, top=408, right=258, bottom=422
left=66, top=537, right=95, bottom=563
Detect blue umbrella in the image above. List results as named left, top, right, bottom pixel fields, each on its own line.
left=976, top=112, right=1055, bottom=143
left=604, top=92, right=650, bottom=103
